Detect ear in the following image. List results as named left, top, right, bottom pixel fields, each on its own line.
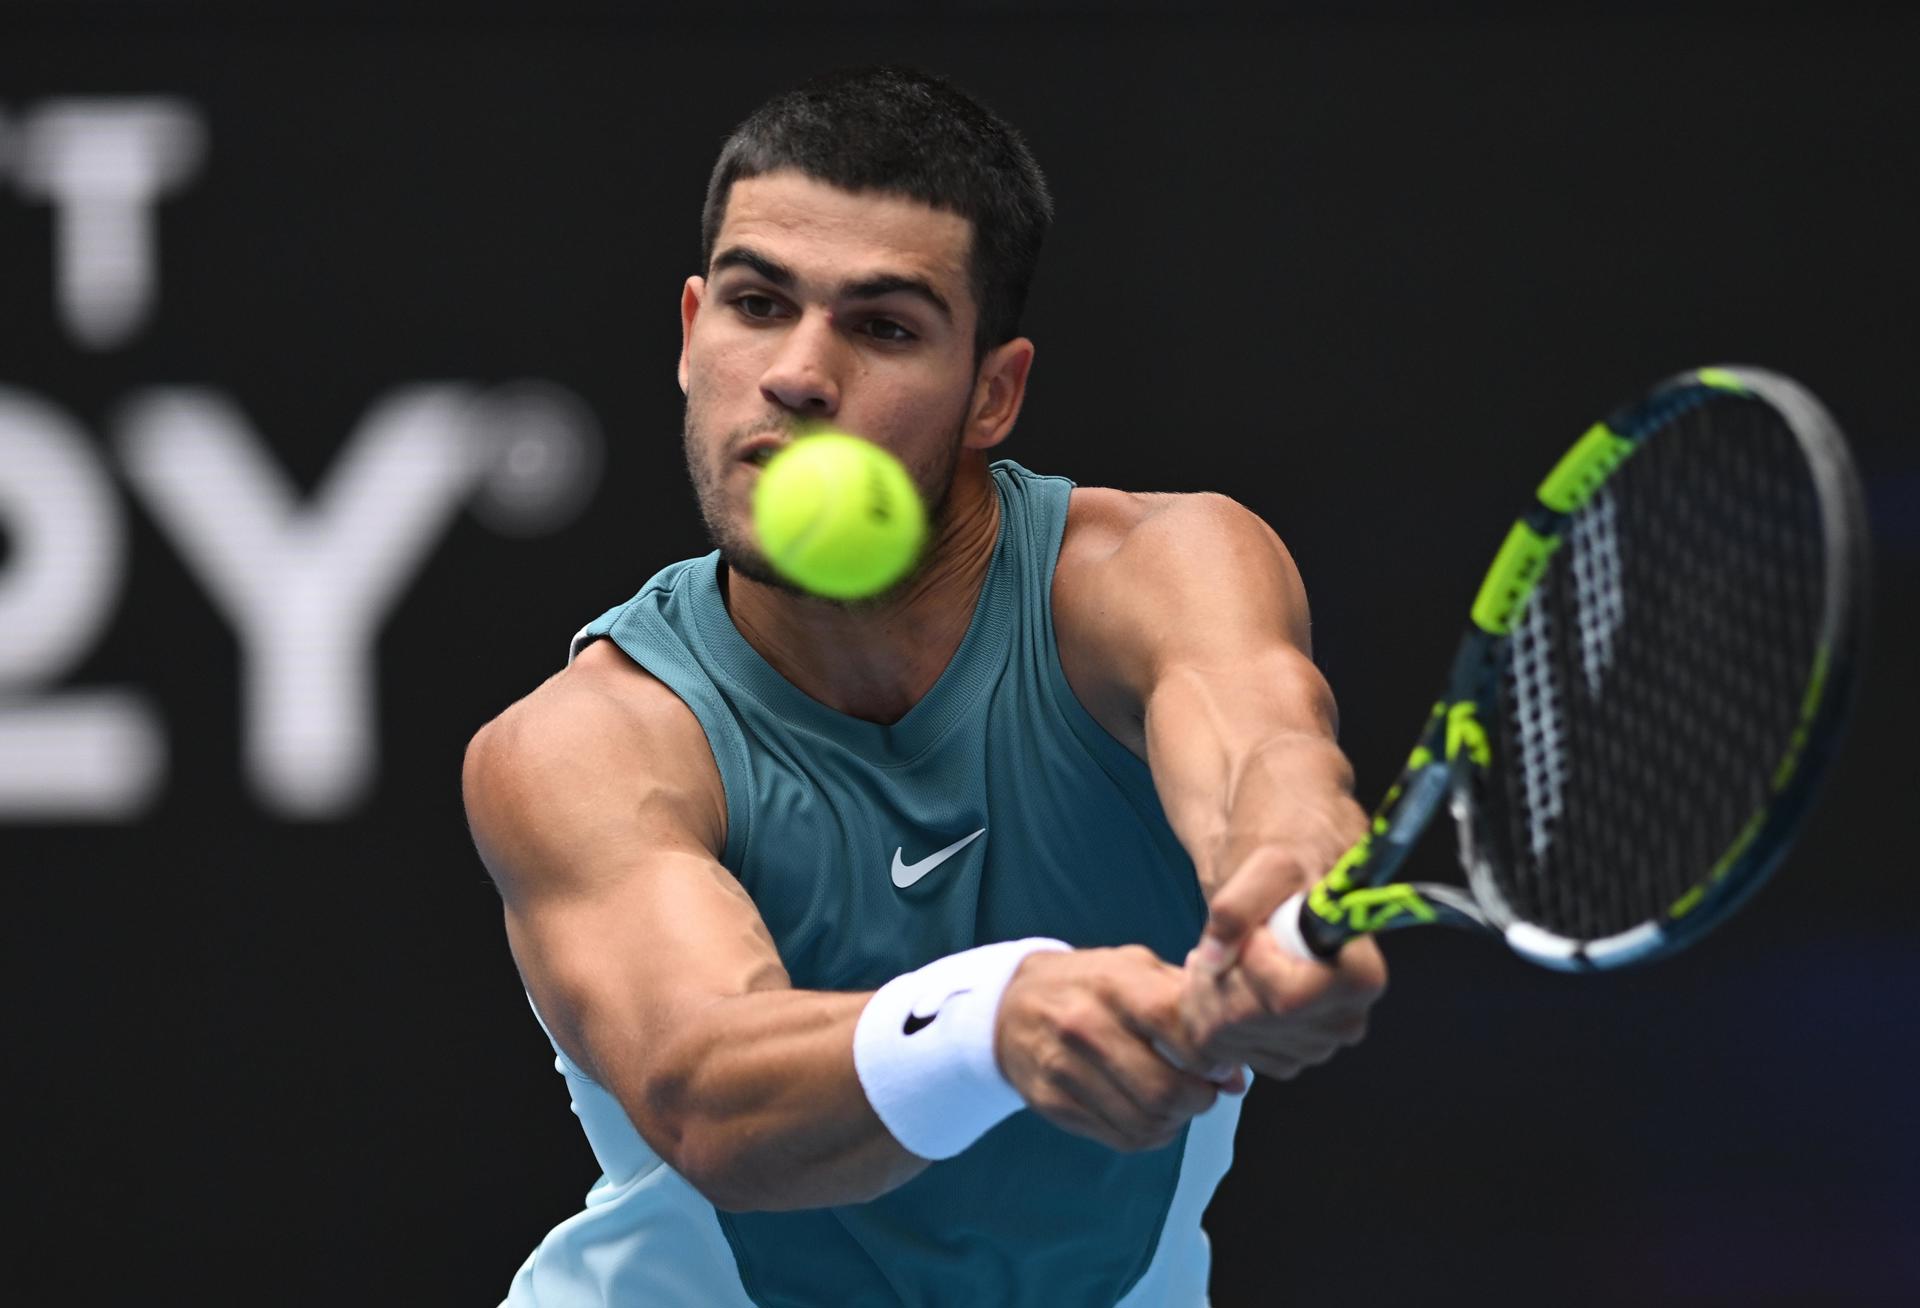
left=678, top=276, right=706, bottom=394
left=962, top=336, right=1035, bottom=452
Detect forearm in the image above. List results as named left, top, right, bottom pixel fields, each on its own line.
left=661, top=944, right=1233, bottom=1195
left=1049, top=491, right=1387, bottom=1071
left=1143, top=651, right=1356, bottom=903
left=641, top=987, right=928, bottom=1211
left=639, top=937, right=1068, bottom=1209
left=1146, top=654, right=1385, bottom=1074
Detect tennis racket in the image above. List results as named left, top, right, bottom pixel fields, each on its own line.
left=1268, top=365, right=1869, bottom=971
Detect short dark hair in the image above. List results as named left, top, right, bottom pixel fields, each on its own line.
left=700, top=66, right=1053, bottom=358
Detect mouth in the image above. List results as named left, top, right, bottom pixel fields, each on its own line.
left=737, top=437, right=786, bottom=468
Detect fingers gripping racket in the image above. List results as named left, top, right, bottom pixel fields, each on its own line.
left=1269, top=366, right=1869, bottom=971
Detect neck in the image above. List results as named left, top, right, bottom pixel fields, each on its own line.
left=724, top=452, right=1001, bottom=725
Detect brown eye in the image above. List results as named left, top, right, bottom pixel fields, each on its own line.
left=864, top=318, right=915, bottom=343
left=735, top=294, right=779, bottom=320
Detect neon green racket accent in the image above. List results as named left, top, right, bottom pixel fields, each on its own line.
left=1470, top=520, right=1562, bottom=634
left=1330, top=885, right=1439, bottom=932
left=1773, top=646, right=1832, bottom=791
left=1305, top=888, right=1342, bottom=925
left=1446, top=701, right=1491, bottom=767
left=1327, top=838, right=1370, bottom=889
left=1376, top=743, right=1439, bottom=822
left=1672, top=808, right=1769, bottom=919
left=1537, top=423, right=1637, bottom=513
left=1308, top=835, right=1374, bottom=924
left=1694, top=368, right=1750, bottom=394
left=1711, top=811, right=1767, bottom=884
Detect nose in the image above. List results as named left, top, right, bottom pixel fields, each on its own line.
left=758, top=312, right=842, bottom=418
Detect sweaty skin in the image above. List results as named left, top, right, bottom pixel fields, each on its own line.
left=464, top=170, right=1384, bottom=1213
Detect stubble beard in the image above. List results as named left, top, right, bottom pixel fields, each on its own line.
left=681, top=395, right=971, bottom=605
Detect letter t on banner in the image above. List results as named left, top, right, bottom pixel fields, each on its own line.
left=13, top=99, right=206, bottom=351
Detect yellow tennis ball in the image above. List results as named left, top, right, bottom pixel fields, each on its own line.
left=752, top=432, right=928, bottom=599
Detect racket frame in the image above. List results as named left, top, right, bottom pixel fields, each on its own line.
left=1285, top=366, right=1868, bottom=971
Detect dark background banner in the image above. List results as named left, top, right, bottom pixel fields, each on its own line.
left=4, top=6, right=1916, bottom=1303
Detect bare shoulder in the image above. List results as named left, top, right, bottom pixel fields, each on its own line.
left=1057, top=486, right=1307, bottom=641
left=1054, top=487, right=1312, bottom=751
left=1059, top=486, right=1293, bottom=576
left=462, top=639, right=727, bottom=905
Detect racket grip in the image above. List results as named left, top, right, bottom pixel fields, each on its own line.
left=1268, top=892, right=1344, bottom=963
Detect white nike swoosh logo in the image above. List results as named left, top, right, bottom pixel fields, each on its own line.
left=890, top=828, right=987, bottom=889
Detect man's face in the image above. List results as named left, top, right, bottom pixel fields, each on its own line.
left=679, top=169, right=985, bottom=591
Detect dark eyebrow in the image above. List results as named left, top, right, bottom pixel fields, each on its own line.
left=841, top=274, right=953, bottom=325
left=710, top=246, right=794, bottom=287
left=710, top=244, right=953, bottom=325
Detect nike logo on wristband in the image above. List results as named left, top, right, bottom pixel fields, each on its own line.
left=903, top=986, right=971, bottom=1035
left=891, top=828, right=987, bottom=889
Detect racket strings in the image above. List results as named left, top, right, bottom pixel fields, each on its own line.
left=1482, top=396, right=1829, bottom=940
left=1507, top=587, right=1566, bottom=864
left=1567, top=489, right=1626, bottom=696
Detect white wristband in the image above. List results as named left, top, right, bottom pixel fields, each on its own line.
left=852, top=937, right=1070, bottom=1161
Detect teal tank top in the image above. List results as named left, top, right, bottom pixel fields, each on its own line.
left=570, top=460, right=1215, bottom=1307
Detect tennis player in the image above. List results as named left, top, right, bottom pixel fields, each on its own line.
left=464, top=65, right=1385, bottom=1307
